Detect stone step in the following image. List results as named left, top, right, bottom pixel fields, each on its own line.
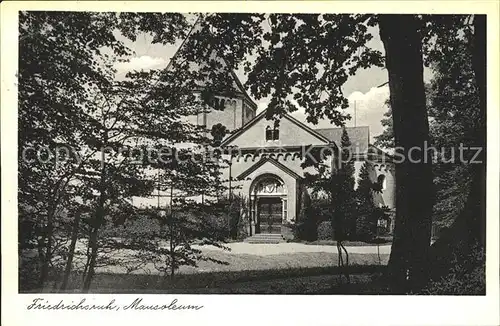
left=250, top=234, right=282, bottom=237
left=250, top=233, right=282, bottom=236
left=246, top=238, right=283, bottom=242
left=247, top=235, right=283, bottom=240
left=244, top=234, right=285, bottom=244
left=245, top=239, right=283, bottom=244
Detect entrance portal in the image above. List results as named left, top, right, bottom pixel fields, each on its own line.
left=257, top=197, right=282, bottom=234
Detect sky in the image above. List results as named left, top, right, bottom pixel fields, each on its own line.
left=114, top=20, right=433, bottom=143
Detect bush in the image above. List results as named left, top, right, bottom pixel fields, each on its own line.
left=423, top=244, right=485, bottom=295
left=295, top=190, right=318, bottom=241
left=19, top=253, right=41, bottom=291
left=295, top=221, right=317, bottom=241
left=200, top=211, right=229, bottom=237
left=101, top=215, right=161, bottom=238
left=227, top=201, right=241, bottom=239
left=355, top=210, right=380, bottom=241
left=102, top=197, right=251, bottom=243
left=317, top=221, right=334, bottom=240
left=236, top=207, right=251, bottom=240
left=215, top=195, right=250, bottom=241
left=310, top=196, right=332, bottom=223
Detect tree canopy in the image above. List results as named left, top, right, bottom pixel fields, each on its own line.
left=18, top=12, right=486, bottom=294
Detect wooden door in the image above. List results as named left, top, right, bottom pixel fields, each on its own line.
left=257, top=197, right=282, bottom=234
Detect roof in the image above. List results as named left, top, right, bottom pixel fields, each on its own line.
left=316, top=126, right=370, bottom=153
left=166, top=17, right=257, bottom=110
left=220, top=108, right=331, bottom=147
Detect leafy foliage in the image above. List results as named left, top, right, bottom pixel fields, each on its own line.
left=374, top=15, right=481, bottom=239
left=355, top=162, right=377, bottom=240
left=211, top=123, right=229, bottom=147
left=301, top=129, right=357, bottom=240
left=18, top=12, right=486, bottom=294
left=295, top=189, right=317, bottom=241
left=373, top=102, right=393, bottom=149
left=247, top=14, right=383, bottom=125
left=106, top=207, right=229, bottom=278
left=333, top=130, right=357, bottom=240
left=423, top=244, right=485, bottom=295
left=18, top=11, right=231, bottom=291
left=216, top=194, right=250, bottom=240
left=317, top=221, right=334, bottom=241
left=426, top=27, right=480, bottom=234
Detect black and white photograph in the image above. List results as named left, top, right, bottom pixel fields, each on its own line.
left=2, top=1, right=499, bottom=325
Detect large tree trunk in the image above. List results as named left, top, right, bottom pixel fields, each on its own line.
left=60, top=209, right=82, bottom=291
left=39, top=207, right=55, bottom=290
left=379, top=15, right=434, bottom=293
left=81, top=226, right=92, bottom=282
left=36, top=232, right=47, bottom=289
left=82, top=140, right=107, bottom=292
left=82, top=224, right=99, bottom=292
left=429, top=14, right=486, bottom=276
left=469, top=14, right=486, bottom=247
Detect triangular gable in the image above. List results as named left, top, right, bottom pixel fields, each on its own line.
left=166, top=17, right=255, bottom=108
left=221, top=108, right=331, bottom=147
left=237, top=157, right=303, bottom=180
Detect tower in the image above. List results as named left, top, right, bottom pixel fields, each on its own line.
left=166, top=17, right=257, bottom=133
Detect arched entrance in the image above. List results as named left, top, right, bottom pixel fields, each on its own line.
left=250, top=174, right=287, bottom=234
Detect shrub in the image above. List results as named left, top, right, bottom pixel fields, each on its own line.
left=317, top=221, right=334, bottom=240
left=227, top=200, right=241, bottom=239
left=200, top=211, right=229, bottom=237
left=101, top=215, right=161, bottom=238
left=236, top=222, right=249, bottom=240
left=216, top=195, right=249, bottom=240
left=356, top=206, right=391, bottom=241
left=310, top=196, right=331, bottom=223
left=19, top=254, right=41, bottom=291
left=295, top=221, right=317, bottom=241
left=296, top=190, right=318, bottom=241
left=355, top=214, right=374, bottom=241
left=423, top=244, right=485, bottom=295
left=354, top=161, right=377, bottom=240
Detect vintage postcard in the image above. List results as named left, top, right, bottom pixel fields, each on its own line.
left=1, top=1, right=499, bottom=325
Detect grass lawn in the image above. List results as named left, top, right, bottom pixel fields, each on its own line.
left=88, top=248, right=389, bottom=275
left=29, top=251, right=389, bottom=294
left=180, top=273, right=392, bottom=294
left=56, top=267, right=390, bottom=294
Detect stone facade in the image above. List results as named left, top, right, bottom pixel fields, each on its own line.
left=217, top=107, right=396, bottom=238
left=166, top=21, right=396, bottom=238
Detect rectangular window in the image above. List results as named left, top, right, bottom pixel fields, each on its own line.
left=273, top=128, right=279, bottom=140
left=282, top=199, right=287, bottom=220
left=266, top=127, right=273, bottom=141
left=250, top=199, right=255, bottom=223
left=266, top=126, right=280, bottom=141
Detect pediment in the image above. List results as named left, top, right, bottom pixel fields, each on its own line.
left=221, top=109, right=330, bottom=149
left=237, top=157, right=302, bottom=181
